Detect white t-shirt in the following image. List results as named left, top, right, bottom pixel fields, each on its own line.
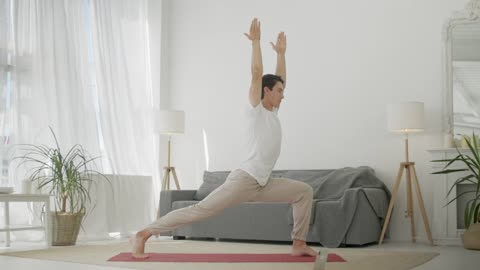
left=239, top=102, right=282, bottom=186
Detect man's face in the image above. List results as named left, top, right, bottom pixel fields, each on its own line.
left=265, top=81, right=284, bottom=108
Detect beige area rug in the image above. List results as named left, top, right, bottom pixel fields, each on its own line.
left=2, top=240, right=439, bottom=270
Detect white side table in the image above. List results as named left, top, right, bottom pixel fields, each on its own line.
left=0, top=194, right=51, bottom=247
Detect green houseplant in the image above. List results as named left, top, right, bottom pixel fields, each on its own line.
left=432, top=132, right=480, bottom=249
left=16, top=127, right=108, bottom=246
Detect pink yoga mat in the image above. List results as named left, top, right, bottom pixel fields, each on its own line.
left=108, top=253, right=346, bottom=263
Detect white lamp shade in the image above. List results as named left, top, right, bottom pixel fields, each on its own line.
left=155, top=110, right=185, bottom=134
left=386, top=102, right=424, bottom=133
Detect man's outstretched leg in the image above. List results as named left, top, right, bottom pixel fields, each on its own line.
left=131, top=170, right=259, bottom=258
left=254, top=177, right=316, bottom=256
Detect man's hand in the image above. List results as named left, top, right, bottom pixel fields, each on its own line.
left=270, top=32, right=286, bottom=55
left=244, top=18, right=261, bottom=41
left=272, top=32, right=286, bottom=87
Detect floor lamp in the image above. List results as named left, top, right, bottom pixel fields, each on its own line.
left=379, top=102, right=433, bottom=245
left=156, top=110, right=184, bottom=192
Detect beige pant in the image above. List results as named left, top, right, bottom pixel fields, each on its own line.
left=146, top=169, right=314, bottom=241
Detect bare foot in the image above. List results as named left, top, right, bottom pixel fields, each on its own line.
left=130, top=232, right=149, bottom=259
left=291, top=244, right=317, bottom=257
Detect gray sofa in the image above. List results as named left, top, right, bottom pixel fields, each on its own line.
left=159, top=167, right=390, bottom=247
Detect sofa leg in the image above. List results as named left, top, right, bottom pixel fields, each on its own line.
left=173, top=236, right=186, bottom=240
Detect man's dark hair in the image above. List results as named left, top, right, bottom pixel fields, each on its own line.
left=261, top=74, right=284, bottom=99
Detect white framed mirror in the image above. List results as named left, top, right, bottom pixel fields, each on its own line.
left=442, top=0, right=480, bottom=147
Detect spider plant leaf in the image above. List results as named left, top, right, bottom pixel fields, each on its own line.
left=432, top=168, right=468, bottom=175
left=446, top=174, right=475, bottom=196
left=445, top=190, right=476, bottom=207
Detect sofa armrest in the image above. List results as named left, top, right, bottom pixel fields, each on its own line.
left=159, top=190, right=197, bottom=217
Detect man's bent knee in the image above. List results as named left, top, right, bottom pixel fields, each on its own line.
left=299, top=182, right=313, bottom=197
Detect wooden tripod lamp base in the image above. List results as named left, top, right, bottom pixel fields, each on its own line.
left=379, top=145, right=434, bottom=245
left=162, top=166, right=181, bottom=191
left=157, top=166, right=181, bottom=219
left=156, top=110, right=185, bottom=219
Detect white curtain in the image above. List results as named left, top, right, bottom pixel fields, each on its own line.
left=0, top=0, right=101, bottom=243
left=89, top=0, right=156, bottom=179
left=0, top=0, right=15, bottom=189
left=0, top=0, right=158, bottom=242
left=81, top=0, right=158, bottom=239
left=14, top=0, right=99, bottom=149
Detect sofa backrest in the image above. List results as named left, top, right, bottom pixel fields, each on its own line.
left=193, top=167, right=387, bottom=201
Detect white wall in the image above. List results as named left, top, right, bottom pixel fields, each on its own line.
left=160, top=0, right=469, bottom=242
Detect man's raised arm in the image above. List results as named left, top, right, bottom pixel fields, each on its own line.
left=270, top=32, right=287, bottom=88
left=244, top=18, right=263, bottom=107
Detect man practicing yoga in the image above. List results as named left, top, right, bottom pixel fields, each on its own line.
left=131, top=18, right=316, bottom=258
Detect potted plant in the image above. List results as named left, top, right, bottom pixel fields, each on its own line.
left=432, top=132, right=480, bottom=250
left=16, top=127, right=108, bottom=246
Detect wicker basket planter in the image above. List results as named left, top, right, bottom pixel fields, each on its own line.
left=464, top=223, right=480, bottom=250
left=50, top=212, right=84, bottom=246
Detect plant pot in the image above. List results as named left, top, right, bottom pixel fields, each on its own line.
left=463, top=223, right=480, bottom=250
left=50, top=212, right=84, bottom=246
